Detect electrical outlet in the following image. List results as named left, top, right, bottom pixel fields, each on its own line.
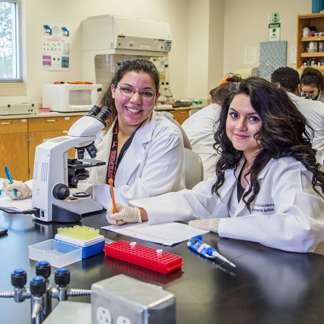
left=116, top=316, right=132, bottom=324
left=96, top=306, right=112, bottom=324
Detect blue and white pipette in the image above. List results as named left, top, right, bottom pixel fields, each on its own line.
left=187, top=235, right=236, bottom=268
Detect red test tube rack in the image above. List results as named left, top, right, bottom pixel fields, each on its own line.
left=104, top=241, right=184, bottom=274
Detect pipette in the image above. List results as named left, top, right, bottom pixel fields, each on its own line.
left=187, top=235, right=236, bottom=268
left=108, top=178, right=118, bottom=226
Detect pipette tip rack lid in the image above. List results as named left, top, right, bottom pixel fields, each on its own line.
left=104, top=240, right=184, bottom=274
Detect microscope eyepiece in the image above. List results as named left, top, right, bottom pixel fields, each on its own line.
left=97, top=106, right=112, bottom=122
left=85, top=105, right=101, bottom=116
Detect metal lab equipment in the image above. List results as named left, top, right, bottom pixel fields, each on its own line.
left=0, top=263, right=91, bottom=324
left=82, top=15, right=173, bottom=104
left=0, top=103, right=39, bottom=115
left=91, top=274, right=175, bottom=324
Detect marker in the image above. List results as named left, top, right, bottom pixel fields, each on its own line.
left=108, top=178, right=118, bottom=226
left=5, top=166, right=17, bottom=198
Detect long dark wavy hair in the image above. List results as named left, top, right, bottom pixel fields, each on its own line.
left=212, top=77, right=324, bottom=211
left=98, top=58, right=160, bottom=129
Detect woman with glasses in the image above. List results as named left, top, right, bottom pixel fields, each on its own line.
left=3, top=58, right=185, bottom=209
left=105, top=77, right=324, bottom=253
left=300, top=67, right=324, bottom=102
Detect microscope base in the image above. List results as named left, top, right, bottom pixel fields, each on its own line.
left=52, top=204, right=82, bottom=223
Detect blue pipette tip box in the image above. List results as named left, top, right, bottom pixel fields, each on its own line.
left=54, top=238, right=105, bottom=259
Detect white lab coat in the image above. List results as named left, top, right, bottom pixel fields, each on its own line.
left=288, top=93, right=324, bottom=164
left=85, top=111, right=186, bottom=209
left=130, top=157, right=324, bottom=253
left=182, top=104, right=221, bottom=180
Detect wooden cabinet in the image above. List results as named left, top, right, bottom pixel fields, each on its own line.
left=0, top=119, right=29, bottom=181
left=297, top=13, right=324, bottom=70
left=170, top=110, right=190, bottom=124
left=0, top=114, right=84, bottom=182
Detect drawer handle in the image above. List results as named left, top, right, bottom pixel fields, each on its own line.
left=46, top=120, right=57, bottom=122
left=181, top=112, right=187, bottom=114
left=1, top=122, right=10, bottom=125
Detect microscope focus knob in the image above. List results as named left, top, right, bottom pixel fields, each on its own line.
left=36, top=261, right=51, bottom=279
left=52, top=183, right=70, bottom=200
left=11, top=268, right=27, bottom=288
left=30, top=276, right=46, bottom=296
left=55, top=268, right=70, bottom=286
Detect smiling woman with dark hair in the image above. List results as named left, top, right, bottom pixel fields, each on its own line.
left=106, top=77, right=324, bottom=253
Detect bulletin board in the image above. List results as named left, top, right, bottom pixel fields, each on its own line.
left=259, top=41, right=287, bottom=79
left=42, top=22, right=70, bottom=71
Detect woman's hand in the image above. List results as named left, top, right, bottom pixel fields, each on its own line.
left=106, top=203, right=143, bottom=225
left=188, top=218, right=220, bottom=233
left=2, top=181, right=32, bottom=200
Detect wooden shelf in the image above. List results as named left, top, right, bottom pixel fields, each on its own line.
left=301, top=36, right=324, bottom=42
left=300, top=52, right=324, bottom=57
left=297, top=66, right=324, bottom=71
left=297, top=13, right=324, bottom=70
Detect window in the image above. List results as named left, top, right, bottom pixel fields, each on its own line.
left=0, top=0, right=21, bottom=82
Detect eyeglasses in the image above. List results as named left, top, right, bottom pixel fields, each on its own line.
left=301, top=91, right=313, bottom=99
left=116, top=84, right=157, bottom=99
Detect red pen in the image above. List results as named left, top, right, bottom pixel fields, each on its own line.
left=108, top=179, right=118, bottom=226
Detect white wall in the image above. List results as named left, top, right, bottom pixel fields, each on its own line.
left=188, top=0, right=209, bottom=101
left=187, top=0, right=225, bottom=101
left=223, top=0, right=312, bottom=76
left=1, top=0, right=190, bottom=103
left=208, top=0, right=224, bottom=97
left=0, top=0, right=317, bottom=104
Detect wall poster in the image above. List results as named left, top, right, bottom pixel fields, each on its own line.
left=42, top=22, right=70, bottom=71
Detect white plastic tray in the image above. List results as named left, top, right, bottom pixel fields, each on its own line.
left=28, top=239, right=82, bottom=268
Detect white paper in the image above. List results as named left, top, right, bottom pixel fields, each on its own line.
left=290, top=45, right=297, bottom=64
left=0, top=196, right=32, bottom=212
left=101, top=222, right=208, bottom=246
left=244, top=46, right=257, bottom=65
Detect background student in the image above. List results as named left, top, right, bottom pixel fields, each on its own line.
left=271, top=66, right=324, bottom=164
left=106, top=77, right=324, bottom=253
left=182, top=74, right=242, bottom=180
left=300, top=67, right=324, bottom=103
left=3, top=58, right=186, bottom=208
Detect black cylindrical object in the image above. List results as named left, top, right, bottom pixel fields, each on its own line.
left=11, top=268, right=27, bottom=288
left=36, top=261, right=51, bottom=279
left=30, top=276, right=46, bottom=296
left=85, top=105, right=101, bottom=116
left=96, top=106, right=112, bottom=122
left=55, top=268, right=70, bottom=286
left=77, top=148, right=85, bottom=159
left=86, top=143, right=98, bottom=158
